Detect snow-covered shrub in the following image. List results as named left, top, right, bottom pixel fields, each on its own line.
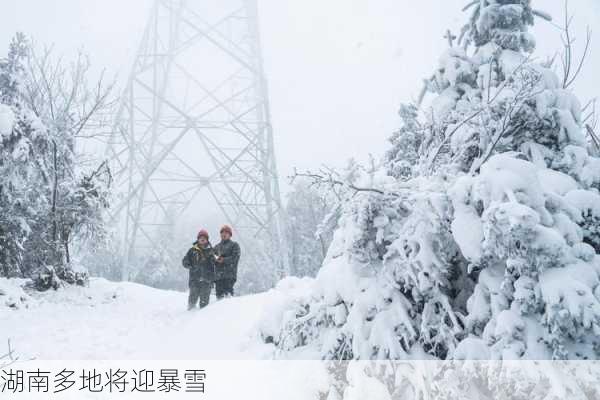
left=267, top=0, right=600, bottom=360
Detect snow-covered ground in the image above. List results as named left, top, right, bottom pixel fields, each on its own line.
left=0, top=277, right=275, bottom=360
left=0, top=278, right=335, bottom=399
left=2, top=278, right=600, bottom=400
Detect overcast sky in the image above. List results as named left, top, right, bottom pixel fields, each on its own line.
left=1, top=0, right=599, bottom=192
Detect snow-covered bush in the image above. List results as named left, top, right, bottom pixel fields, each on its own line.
left=266, top=0, right=600, bottom=360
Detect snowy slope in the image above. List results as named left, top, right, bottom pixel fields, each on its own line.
left=0, top=278, right=275, bottom=360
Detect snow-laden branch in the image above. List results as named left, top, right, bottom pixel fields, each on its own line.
left=426, top=56, right=536, bottom=172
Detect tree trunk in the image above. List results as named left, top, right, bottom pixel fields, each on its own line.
left=63, top=231, right=70, bottom=264
left=51, top=140, right=58, bottom=244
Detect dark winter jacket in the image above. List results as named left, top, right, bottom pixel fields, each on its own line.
left=182, top=242, right=216, bottom=284
left=214, top=239, right=240, bottom=280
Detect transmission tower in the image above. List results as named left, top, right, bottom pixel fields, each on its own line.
left=107, top=0, right=288, bottom=285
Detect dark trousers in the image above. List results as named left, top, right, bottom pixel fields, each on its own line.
left=188, top=281, right=212, bottom=310
left=215, top=279, right=235, bottom=299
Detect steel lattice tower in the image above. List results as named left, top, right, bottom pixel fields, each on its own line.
left=107, top=0, right=288, bottom=284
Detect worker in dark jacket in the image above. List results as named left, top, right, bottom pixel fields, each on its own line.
left=182, top=230, right=216, bottom=310
left=213, top=225, right=241, bottom=299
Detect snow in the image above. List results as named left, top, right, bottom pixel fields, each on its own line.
left=449, top=176, right=483, bottom=263
left=499, top=49, right=526, bottom=75
left=453, top=336, right=491, bottom=360
left=438, top=48, right=475, bottom=87
left=539, top=264, right=600, bottom=331
left=0, top=278, right=30, bottom=309
left=565, top=190, right=600, bottom=220
left=535, top=90, right=586, bottom=147
left=344, top=362, right=392, bottom=400
left=477, top=154, right=545, bottom=208
left=0, top=278, right=275, bottom=360
left=258, top=276, right=316, bottom=346
left=0, top=104, right=14, bottom=137
left=0, top=278, right=342, bottom=399
left=537, top=169, right=578, bottom=195
left=11, top=137, right=30, bottom=161
left=580, top=156, right=600, bottom=188
left=428, top=87, right=459, bottom=122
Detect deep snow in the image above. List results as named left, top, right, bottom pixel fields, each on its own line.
left=0, top=278, right=275, bottom=360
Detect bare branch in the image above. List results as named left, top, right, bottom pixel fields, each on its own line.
left=23, top=44, right=117, bottom=141
left=564, top=27, right=591, bottom=88
left=291, top=169, right=387, bottom=196
left=559, top=1, right=592, bottom=89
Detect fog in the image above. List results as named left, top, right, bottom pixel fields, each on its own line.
left=2, top=1, right=598, bottom=192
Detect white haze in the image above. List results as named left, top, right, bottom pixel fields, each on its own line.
left=1, top=0, right=598, bottom=188
left=0, top=0, right=598, bottom=237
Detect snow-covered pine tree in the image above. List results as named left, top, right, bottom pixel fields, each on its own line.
left=266, top=0, right=600, bottom=360
left=0, top=33, right=53, bottom=279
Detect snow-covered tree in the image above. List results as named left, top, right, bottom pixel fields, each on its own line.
left=0, top=34, right=114, bottom=289
left=286, top=180, right=335, bottom=278
left=0, top=33, right=52, bottom=279
left=265, top=0, right=600, bottom=360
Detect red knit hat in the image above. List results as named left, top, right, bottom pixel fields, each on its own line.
left=220, top=225, right=233, bottom=236
left=197, top=229, right=209, bottom=240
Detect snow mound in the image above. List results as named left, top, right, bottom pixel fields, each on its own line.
left=0, top=278, right=30, bottom=309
